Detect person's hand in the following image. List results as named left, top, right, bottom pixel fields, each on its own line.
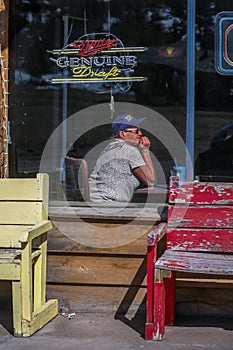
left=138, top=136, right=151, bottom=152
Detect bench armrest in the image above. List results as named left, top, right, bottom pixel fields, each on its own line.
left=19, top=220, right=53, bottom=243
left=147, top=223, right=167, bottom=246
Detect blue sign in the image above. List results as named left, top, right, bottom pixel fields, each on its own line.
left=215, top=12, right=233, bottom=75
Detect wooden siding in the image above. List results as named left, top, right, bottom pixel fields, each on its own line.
left=46, top=206, right=233, bottom=317
left=47, top=206, right=160, bottom=314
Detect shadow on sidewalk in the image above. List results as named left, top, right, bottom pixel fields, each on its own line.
left=113, top=256, right=233, bottom=338
left=174, top=316, right=233, bottom=331
left=114, top=257, right=147, bottom=339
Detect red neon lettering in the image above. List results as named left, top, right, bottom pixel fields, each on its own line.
left=72, top=40, right=84, bottom=50
left=71, top=39, right=118, bottom=57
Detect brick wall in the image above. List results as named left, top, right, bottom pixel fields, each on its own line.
left=0, top=0, right=8, bottom=178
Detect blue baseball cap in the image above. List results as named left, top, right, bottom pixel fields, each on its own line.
left=112, top=114, right=146, bottom=135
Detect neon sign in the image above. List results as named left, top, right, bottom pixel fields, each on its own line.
left=215, top=12, right=233, bottom=75
left=71, top=38, right=119, bottom=56
left=49, top=32, right=147, bottom=92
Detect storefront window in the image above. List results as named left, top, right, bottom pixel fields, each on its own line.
left=194, top=0, right=233, bottom=178
left=8, top=1, right=232, bottom=205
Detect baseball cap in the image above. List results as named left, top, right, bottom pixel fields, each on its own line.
left=112, top=114, right=146, bottom=135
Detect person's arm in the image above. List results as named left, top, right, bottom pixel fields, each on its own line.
left=133, top=136, right=156, bottom=186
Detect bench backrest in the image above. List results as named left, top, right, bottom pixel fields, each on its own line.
left=0, top=173, right=49, bottom=225
left=167, top=181, right=233, bottom=253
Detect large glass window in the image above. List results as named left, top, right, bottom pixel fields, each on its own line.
left=9, top=0, right=189, bottom=204
left=9, top=1, right=232, bottom=205
left=194, top=0, right=233, bottom=179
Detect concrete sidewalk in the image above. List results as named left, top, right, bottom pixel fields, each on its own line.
left=0, top=313, right=233, bottom=350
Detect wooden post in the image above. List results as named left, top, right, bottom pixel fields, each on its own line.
left=0, top=0, right=9, bottom=178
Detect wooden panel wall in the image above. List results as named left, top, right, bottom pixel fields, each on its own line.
left=46, top=213, right=153, bottom=316
left=46, top=210, right=233, bottom=317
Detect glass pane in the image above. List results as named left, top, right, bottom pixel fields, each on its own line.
left=9, top=0, right=188, bottom=204
left=194, top=0, right=233, bottom=180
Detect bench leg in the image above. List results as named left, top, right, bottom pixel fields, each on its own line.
left=152, top=269, right=165, bottom=340
left=146, top=267, right=166, bottom=341
left=11, top=241, right=34, bottom=337
left=146, top=268, right=169, bottom=341
left=145, top=245, right=155, bottom=340
left=12, top=281, right=22, bottom=337
left=164, top=271, right=176, bottom=325
left=34, top=233, right=47, bottom=311
left=13, top=239, right=58, bottom=337
left=21, top=241, right=33, bottom=324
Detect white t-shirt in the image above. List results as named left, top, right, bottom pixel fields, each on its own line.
left=88, top=139, right=145, bottom=202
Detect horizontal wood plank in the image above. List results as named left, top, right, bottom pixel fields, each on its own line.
left=0, top=202, right=43, bottom=224
left=49, top=205, right=165, bottom=221
left=169, top=182, right=233, bottom=205
left=48, top=217, right=155, bottom=250
left=177, top=277, right=233, bottom=288
left=168, top=206, right=233, bottom=228
left=46, top=282, right=233, bottom=316
left=155, top=251, right=233, bottom=275
left=48, top=226, right=148, bottom=255
left=0, top=179, right=42, bottom=200
left=0, top=225, right=33, bottom=248
left=0, top=249, right=21, bottom=280
left=47, top=254, right=146, bottom=285
left=46, top=284, right=146, bottom=314
left=167, top=228, right=233, bottom=252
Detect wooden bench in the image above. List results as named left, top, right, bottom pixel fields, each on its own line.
left=0, top=173, right=58, bottom=337
left=145, top=179, right=233, bottom=341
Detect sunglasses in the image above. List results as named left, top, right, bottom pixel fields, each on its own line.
left=124, top=128, right=141, bottom=134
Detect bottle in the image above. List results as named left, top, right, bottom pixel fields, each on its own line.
left=170, top=169, right=181, bottom=188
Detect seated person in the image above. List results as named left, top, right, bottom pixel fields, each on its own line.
left=88, top=113, right=155, bottom=202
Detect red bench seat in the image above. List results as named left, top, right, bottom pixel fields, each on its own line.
left=145, top=180, right=233, bottom=341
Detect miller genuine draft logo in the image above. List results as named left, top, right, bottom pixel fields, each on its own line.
left=49, top=32, right=147, bottom=92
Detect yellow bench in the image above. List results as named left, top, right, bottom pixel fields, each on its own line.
left=0, top=173, right=58, bottom=337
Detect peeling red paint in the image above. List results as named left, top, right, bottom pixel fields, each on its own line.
left=146, top=181, right=233, bottom=341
